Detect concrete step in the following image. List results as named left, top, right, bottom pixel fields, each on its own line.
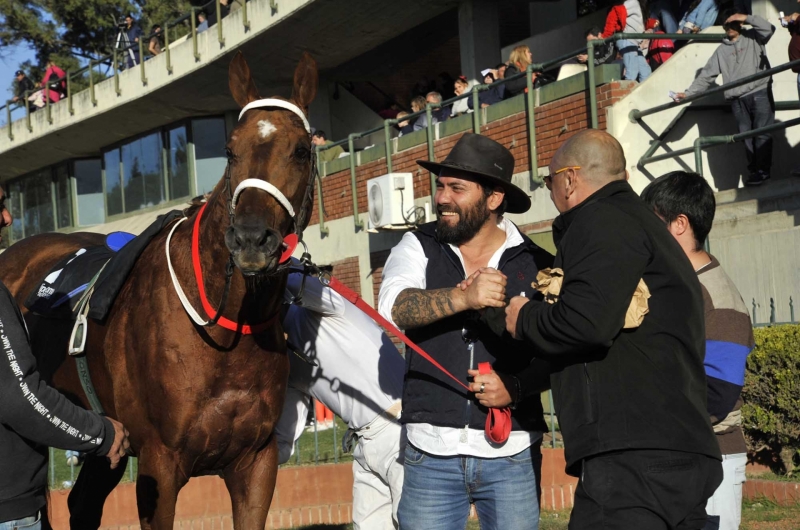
left=711, top=208, right=800, bottom=239
left=714, top=177, right=800, bottom=221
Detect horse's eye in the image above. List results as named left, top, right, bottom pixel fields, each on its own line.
left=293, top=145, right=310, bottom=161
left=225, top=147, right=234, bottom=160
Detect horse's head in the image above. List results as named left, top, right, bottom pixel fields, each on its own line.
left=224, top=51, right=318, bottom=276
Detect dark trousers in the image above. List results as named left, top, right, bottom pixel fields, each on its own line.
left=569, top=449, right=723, bottom=530
left=730, top=88, right=775, bottom=175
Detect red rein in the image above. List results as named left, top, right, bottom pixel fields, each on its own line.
left=190, top=203, right=298, bottom=334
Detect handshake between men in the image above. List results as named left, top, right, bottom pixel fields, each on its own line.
left=456, top=267, right=529, bottom=342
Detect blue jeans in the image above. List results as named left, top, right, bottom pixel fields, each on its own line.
left=617, top=40, right=652, bottom=82
left=397, top=443, right=541, bottom=530
left=680, top=0, right=719, bottom=31
left=0, top=512, right=41, bottom=530
left=650, top=0, right=679, bottom=33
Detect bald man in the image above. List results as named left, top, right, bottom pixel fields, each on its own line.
left=488, top=131, right=723, bottom=529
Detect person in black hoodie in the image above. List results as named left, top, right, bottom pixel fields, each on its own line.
left=489, top=130, right=722, bottom=528
left=0, top=189, right=130, bottom=529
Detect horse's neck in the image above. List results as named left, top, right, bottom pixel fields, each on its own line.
left=191, top=197, right=284, bottom=324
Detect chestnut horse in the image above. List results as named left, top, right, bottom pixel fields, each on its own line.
left=0, top=52, right=317, bottom=529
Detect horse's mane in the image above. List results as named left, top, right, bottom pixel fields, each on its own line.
left=183, top=194, right=211, bottom=217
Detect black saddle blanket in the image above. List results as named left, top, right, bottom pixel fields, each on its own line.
left=25, top=210, right=183, bottom=321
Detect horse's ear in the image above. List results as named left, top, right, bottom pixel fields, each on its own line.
left=229, top=51, right=260, bottom=108
left=291, top=52, right=318, bottom=112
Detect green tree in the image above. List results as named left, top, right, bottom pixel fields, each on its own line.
left=0, top=0, right=191, bottom=84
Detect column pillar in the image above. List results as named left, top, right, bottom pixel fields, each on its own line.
left=459, top=0, right=501, bottom=85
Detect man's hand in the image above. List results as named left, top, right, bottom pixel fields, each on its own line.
left=505, top=296, right=530, bottom=339
left=672, top=92, right=686, bottom=102
left=576, top=54, right=589, bottom=64
left=457, top=268, right=507, bottom=310
left=787, top=13, right=799, bottom=23
left=467, top=368, right=512, bottom=407
left=725, top=13, right=748, bottom=24
left=11, top=96, right=18, bottom=102
left=105, top=417, right=131, bottom=469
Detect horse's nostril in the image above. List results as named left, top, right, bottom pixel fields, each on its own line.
left=257, top=231, right=269, bottom=247
left=235, top=235, right=243, bottom=247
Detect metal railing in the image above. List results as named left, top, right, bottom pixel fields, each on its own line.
left=633, top=57, right=800, bottom=174
left=751, top=295, right=797, bottom=327
left=313, top=32, right=727, bottom=237
left=2, top=0, right=253, bottom=135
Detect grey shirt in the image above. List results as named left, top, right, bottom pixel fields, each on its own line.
left=685, top=15, right=775, bottom=100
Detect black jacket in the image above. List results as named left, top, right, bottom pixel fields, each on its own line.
left=402, top=222, right=552, bottom=433
left=0, top=281, right=114, bottom=521
left=487, top=181, right=721, bottom=475
left=14, top=76, right=34, bottom=99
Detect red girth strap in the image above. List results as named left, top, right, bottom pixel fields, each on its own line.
left=191, top=203, right=276, bottom=334
left=325, top=276, right=471, bottom=392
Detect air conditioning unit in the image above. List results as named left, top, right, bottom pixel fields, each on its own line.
left=367, top=173, right=415, bottom=230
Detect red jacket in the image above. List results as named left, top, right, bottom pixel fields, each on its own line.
left=41, top=65, right=66, bottom=103
left=647, top=31, right=675, bottom=66
left=602, top=5, right=627, bottom=38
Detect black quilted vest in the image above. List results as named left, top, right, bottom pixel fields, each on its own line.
left=402, top=222, right=550, bottom=433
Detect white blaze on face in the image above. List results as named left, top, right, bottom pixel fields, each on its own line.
left=257, top=119, right=277, bottom=139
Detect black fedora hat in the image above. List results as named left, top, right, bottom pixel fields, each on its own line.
left=417, top=133, right=531, bottom=214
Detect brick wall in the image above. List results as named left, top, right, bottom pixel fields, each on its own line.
left=330, top=256, right=360, bottom=295
left=47, top=449, right=579, bottom=529
left=309, top=81, right=635, bottom=229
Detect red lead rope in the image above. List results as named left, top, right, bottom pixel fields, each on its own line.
left=326, top=276, right=471, bottom=392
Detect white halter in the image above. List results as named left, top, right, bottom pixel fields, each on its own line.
left=232, top=98, right=311, bottom=215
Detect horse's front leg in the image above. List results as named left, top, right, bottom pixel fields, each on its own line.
left=135, top=444, right=189, bottom=530
left=223, top=436, right=280, bottom=529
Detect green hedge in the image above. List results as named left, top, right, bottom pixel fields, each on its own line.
left=742, top=324, right=800, bottom=474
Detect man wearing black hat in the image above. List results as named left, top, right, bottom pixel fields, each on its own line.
left=378, top=133, right=552, bottom=530
left=12, top=70, right=35, bottom=111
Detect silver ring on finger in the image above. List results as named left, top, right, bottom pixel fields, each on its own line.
left=479, top=383, right=486, bottom=393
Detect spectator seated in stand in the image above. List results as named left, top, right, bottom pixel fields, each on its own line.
left=197, top=11, right=209, bottom=33
left=466, top=71, right=504, bottom=111
left=397, top=111, right=414, bottom=136
left=450, top=75, right=473, bottom=117
left=504, top=45, right=538, bottom=97
left=312, top=130, right=345, bottom=163
left=645, top=18, right=675, bottom=70
left=41, top=60, right=66, bottom=103
left=678, top=0, right=721, bottom=34
left=412, top=92, right=448, bottom=131
left=577, top=27, right=617, bottom=68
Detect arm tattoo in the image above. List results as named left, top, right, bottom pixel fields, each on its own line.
left=392, top=288, right=458, bottom=330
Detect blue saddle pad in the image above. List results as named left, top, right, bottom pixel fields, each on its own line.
left=24, top=232, right=135, bottom=319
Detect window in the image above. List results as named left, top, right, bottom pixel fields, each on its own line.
left=105, top=149, right=123, bottom=216
left=21, top=169, right=55, bottom=237
left=8, top=180, right=24, bottom=241
left=167, top=125, right=190, bottom=200
left=121, top=132, right=164, bottom=212
left=74, top=159, right=104, bottom=226
left=192, top=117, right=227, bottom=195
left=54, top=164, right=72, bottom=229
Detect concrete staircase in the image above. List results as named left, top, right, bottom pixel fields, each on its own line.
left=712, top=178, right=800, bottom=239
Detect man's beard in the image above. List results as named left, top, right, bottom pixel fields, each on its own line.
left=437, top=193, right=491, bottom=246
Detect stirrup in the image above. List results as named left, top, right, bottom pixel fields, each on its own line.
left=69, top=314, right=88, bottom=356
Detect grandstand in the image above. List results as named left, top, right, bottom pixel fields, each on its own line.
left=1, top=0, right=798, bottom=324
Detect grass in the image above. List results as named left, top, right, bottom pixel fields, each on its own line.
left=747, top=471, right=800, bottom=483
left=741, top=499, right=800, bottom=530
left=289, top=503, right=800, bottom=530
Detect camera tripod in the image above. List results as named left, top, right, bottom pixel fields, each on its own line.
left=114, top=24, right=137, bottom=69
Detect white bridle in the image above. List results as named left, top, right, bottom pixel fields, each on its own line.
left=232, top=98, right=311, bottom=215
